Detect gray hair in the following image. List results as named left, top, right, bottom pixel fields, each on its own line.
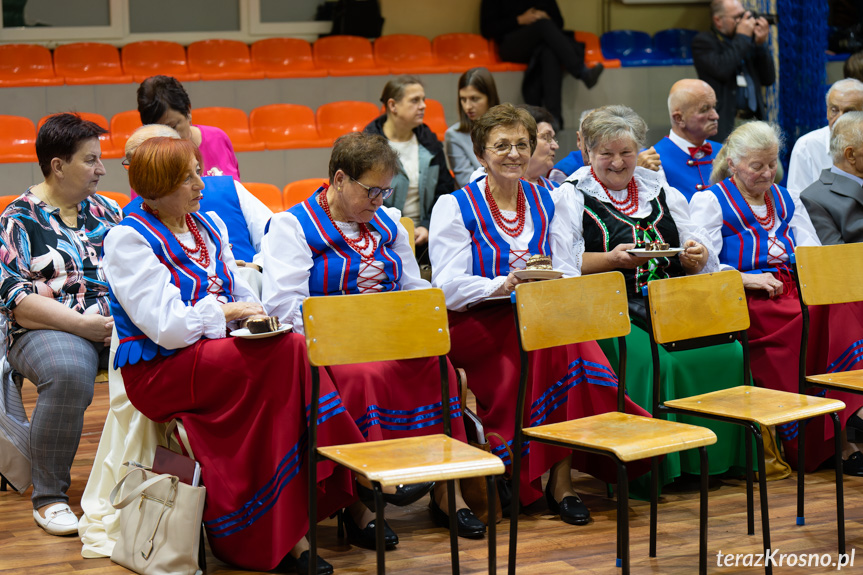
left=580, top=105, right=647, bottom=154
left=827, top=78, right=863, bottom=105
left=830, top=111, right=863, bottom=163
left=125, top=124, right=181, bottom=161
left=709, top=121, right=784, bottom=184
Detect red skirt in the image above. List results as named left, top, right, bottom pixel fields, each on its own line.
left=746, top=290, right=863, bottom=471
left=122, top=333, right=363, bottom=572
left=448, top=304, right=651, bottom=505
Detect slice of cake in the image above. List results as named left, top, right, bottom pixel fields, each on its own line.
left=525, top=254, right=553, bottom=270
left=246, top=316, right=281, bottom=334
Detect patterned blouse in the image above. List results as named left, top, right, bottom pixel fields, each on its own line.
left=0, top=190, right=123, bottom=347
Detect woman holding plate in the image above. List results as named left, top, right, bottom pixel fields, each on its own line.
left=103, top=137, right=359, bottom=575
left=429, top=103, right=650, bottom=526
left=555, top=105, right=749, bottom=491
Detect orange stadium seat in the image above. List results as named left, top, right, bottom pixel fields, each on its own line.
left=53, top=43, right=134, bottom=85
left=373, top=34, right=449, bottom=74
left=283, top=178, right=327, bottom=208
left=243, top=182, right=283, bottom=212
left=0, top=44, right=63, bottom=87
left=423, top=99, right=448, bottom=142
left=187, top=40, right=265, bottom=81
left=0, top=116, right=37, bottom=163
left=190, top=107, right=265, bottom=152
left=110, top=110, right=144, bottom=154
left=249, top=104, right=330, bottom=150
left=574, top=31, right=622, bottom=69
left=121, top=41, right=201, bottom=82
left=432, top=33, right=510, bottom=73
left=313, top=35, right=388, bottom=76
left=250, top=38, right=326, bottom=79
left=0, top=195, right=21, bottom=210
left=97, top=191, right=131, bottom=208
left=37, top=112, right=122, bottom=159
left=315, top=101, right=380, bottom=144
left=488, top=40, right=527, bottom=72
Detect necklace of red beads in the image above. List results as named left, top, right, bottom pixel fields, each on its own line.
left=142, top=203, right=211, bottom=267
left=591, top=167, right=639, bottom=216
left=732, top=176, right=775, bottom=230
left=319, top=185, right=378, bottom=261
left=486, top=178, right=526, bottom=238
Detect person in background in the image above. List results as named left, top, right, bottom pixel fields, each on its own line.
left=0, top=113, right=122, bottom=536
left=844, top=50, right=863, bottom=82
left=364, top=75, right=457, bottom=259
left=653, top=79, right=723, bottom=200
left=445, top=67, right=501, bottom=188
left=787, top=79, right=863, bottom=195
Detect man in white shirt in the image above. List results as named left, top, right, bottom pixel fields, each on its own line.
left=787, top=78, right=863, bottom=195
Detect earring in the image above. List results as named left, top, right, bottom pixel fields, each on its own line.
left=337, top=186, right=342, bottom=192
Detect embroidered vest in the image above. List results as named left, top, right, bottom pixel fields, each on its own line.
left=582, top=187, right=683, bottom=297
left=110, top=206, right=237, bottom=368
left=653, top=137, right=721, bottom=201
left=287, top=189, right=403, bottom=296
left=453, top=178, right=555, bottom=279
left=710, top=177, right=796, bottom=274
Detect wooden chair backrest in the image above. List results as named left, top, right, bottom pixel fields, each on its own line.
left=795, top=244, right=863, bottom=306
left=514, top=272, right=630, bottom=352
left=400, top=216, right=415, bottom=254
left=647, top=270, right=749, bottom=345
left=304, top=288, right=449, bottom=366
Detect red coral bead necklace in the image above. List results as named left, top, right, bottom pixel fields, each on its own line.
left=732, top=176, right=775, bottom=230
left=142, top=203, right=210, bottom=267
left=486, top=177, right=526, bottom=238
left=591, top=167, right=639, bottom=216
left=319, top=185, right=378, bottom=261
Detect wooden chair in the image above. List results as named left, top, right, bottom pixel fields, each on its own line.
left=644, top=271, right=847, bottom=574
left=399, top=217, right=415, bottom=255
left=303, top=289, right=505, bottom=575
left=509, top=273, right=717, bottom=575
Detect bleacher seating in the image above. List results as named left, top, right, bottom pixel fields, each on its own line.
left=432, top=33, right=511, bottom=73
left=109, top=110, right=144, bottom=154
left=652, top=29, right=698, bottom=65
left=0, top=116, right=37, bottom=163
left=283, top=178, right=326, bottom=208
left=600, top=30, right=669, bottom=67
left=190, top=107, right=265, bottom=152
left=243, top=182, right=284, bottom=212
left=250, top=38, right=326, bottom=79
left=53, top=43, right=134, bottom=85
left=121, top=41, right=200, bottom=83
left=0, top=194, right=20, bottom=210
left=315, top=101, right=381, bottom=144
left=313, top=35, right=387, bottom=76
left=249, top=104, right=330, bottom=150
left=97, top=191, right=131, bottom=208
left=424, top=99, right=449, bottom=141
left=0, top=44, right=63, bottom=87
left=575, top=31, right=621, bottom=69
left=37, top=112, right=123, bottom=159
left=187, top=39, right=265, bottom=81
left=373, top=34, right=450, bottom=74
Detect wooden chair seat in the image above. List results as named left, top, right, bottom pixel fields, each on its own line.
left=318, top=434, right=504, bottom=486
left=806, top=370, right=863, bottom=392
left=523, top=411, right=716, bottom=462
left=663, top=385, right=846, bottom=427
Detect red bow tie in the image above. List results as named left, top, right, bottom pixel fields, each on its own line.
left=688, top=142, right=713, bottom=158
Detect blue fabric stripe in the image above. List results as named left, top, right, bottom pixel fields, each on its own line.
left=491, top=438, right=530, bottom=466
left=355, top=397, right=462, bottom=437
left=827, top=339, right=863, bottom=373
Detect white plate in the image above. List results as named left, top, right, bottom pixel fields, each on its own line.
left=626, top=248, right=684, bottom=258
left=512, top=269, right=564, bottom=281
left=230, top=324, right=292, bottom=339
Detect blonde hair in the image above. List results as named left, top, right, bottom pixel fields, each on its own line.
left=710, top=121, right=783, bottom=184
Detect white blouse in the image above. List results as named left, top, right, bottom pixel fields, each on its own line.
left=428, top=176, right=578, bottom=312
left=261, top=205, right=428, bottom=334
left=689, top=187, right=822, bottom=271
left=103, top=213, right=260, bottom=350
left=555, top=165, right=720, bottom=274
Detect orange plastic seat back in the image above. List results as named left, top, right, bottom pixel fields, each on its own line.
left=97, top=191, right=131, bottom=208
left=249, top=104, right=328, bottom=149
left=191, top=107, right=264, bottom=152
left=423, top=99, right=448, bottom=142
left=37, top=112, right=120, bottom=158
left=283, top=178, right=327, bottom=208
left=0, top=194, right=21, bottom=211
left=0, top=116, right=37, bottom=163
left=53, top=43, right=133, bottom=84
left=251, top=38, right=324, bottom=78
left=374, top=34, right=447, bottom=73
left=110, top=110, right=144, bottom=155
left=243, top=182, right=283, bottom=212
left=315, top=101, right=380, bottom=142
left=187, top=40, right=264, bottom=80
left=0, top=44, right=62, bottom=86
left=574, top=31, right=622, bottom=69
left=121, top=41, right=199, bottom=82
left=433, top=34, right=502, bottom=72
left=313, top=35, right=382, bottom=74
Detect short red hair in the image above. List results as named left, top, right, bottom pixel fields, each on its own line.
left=128, top=137, right=202, bottom=200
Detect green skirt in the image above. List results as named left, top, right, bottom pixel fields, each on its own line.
left=598, top=321, right=748, bottom=492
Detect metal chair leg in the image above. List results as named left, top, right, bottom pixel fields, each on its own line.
left=649, top=456, right=658, bottom=558
left=797, top=419, right=807, bottom=526
left=447, top=479, right=460, bottom=575
left=831, top=413, right=846, bottom=555
left=374, top=483, right=386, bottom=575
left=0, top=474, right=7, bottom=492
left=617, top=460, right=630, bottom=574
left=699, top=446, right=709, bottom=575
left=753, top=426, right=772, bottom=575
left=745, top=426, right=755, bottom=536
left=508, top=450, right=523, bottom=574
left=486, top=475, right=497, bottom=574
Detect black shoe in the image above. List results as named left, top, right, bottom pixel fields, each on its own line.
left=356, top=480, right=434, bottom=510
left=843, top=452, right=863, bottom=476
left=341, top=509, right=398, bottom=550
left=545, top=479, right=590, bottom=525
left=279, top=550, right=334, bottom=575
left=847, top=413, right=863, bottom=433
left=581, top=63, right=604, bottom=89
left=429, top=489, right=486, bottom=538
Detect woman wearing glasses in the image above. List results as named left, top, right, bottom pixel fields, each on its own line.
left=429, top=104, right=650, bottom=527
left=261, top=132, right=480, bottom=557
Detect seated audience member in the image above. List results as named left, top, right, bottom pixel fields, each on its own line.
left=844, top=50, right=863, bottom=83
left=430, top=104, right=650, bottom=526
left=556, top=106, right=746, bottom=488
left=788, top=79, right=863, bottom=195
left=654, top=79, right=723, bottom=200
left=445, top=67, right=501, bottom=188
left=691, top=121, right=863, bottom=474
left=0, top=113, right=122, bottom=536
left=137, top=75, right=240, bottom=180
left=260, top=132, right=479, bottom=542
left=364, top=76, right=457, bottom=257
left=103, top=137, right=360, bottom=574
left=801, top=111, right=863, bottom=244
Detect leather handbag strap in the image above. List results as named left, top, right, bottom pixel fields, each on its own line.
left=109, top=467, right=178, bottom=510
left=164, top=419, right=196, bottom=460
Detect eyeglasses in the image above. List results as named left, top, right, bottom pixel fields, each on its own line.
left=121, top=158, right=130, bottom=171
left=350, top=176, right=394, bottom=200
left=537, top=133, right=558, bottom=145
left=485, top=142, right=531, bottom=156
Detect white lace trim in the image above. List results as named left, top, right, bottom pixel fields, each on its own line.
left=569, top=165, right=666, bottom=206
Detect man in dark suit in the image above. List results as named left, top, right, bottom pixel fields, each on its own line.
left=692, top=0, right=775, bottom=143
left=801, top=111, right=863, bottom=245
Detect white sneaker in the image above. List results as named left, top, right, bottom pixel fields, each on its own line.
left=33, top=503, right=79, bottom=536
